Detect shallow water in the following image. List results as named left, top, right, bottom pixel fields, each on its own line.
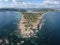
left=0, top=11, right=60, bottom=45
left=0, top=11, right=21, bottom=38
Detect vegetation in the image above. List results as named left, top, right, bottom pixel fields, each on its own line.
left=0, top=8, right=59, bottom=45
left=23, top=13, right=39, bottom=23
left=21, top=12, right=41, bottom=29
left=32, top=8, right=58, bottom=12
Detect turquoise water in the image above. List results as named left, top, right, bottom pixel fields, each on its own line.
left=0, top=11, right=21, bottom=38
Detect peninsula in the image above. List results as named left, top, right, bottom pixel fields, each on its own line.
left=17, top=8, right=58, bottom=38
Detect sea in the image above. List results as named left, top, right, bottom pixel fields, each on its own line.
left=37, top=12, right=60, bottom=45
left=0, top=11, right=60, bottom=45
left=0, top=11, right=21, bottom=38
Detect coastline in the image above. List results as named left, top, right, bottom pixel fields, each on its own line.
left=37, top=12, right=50, bottom=30
left=17, top=12, right=49, bottom=38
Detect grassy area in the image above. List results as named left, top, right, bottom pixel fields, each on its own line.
left=23, top=13, right=40, bottom=23
left=22, top=13, right=41, bottom=27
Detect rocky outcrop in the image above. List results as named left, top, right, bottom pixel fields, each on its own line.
left=18, top=13, right=43, bottom=38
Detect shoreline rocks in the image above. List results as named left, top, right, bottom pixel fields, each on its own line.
left=17, top=13, right=44, bottom=38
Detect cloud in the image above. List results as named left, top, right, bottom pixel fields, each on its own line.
left=4, top=0, right=8, bottom=2
left=15, top=0, right=60, bottom=8
left=39, top=0, right=60, bottom=8
left=12, top=0, right=17, bottom=3
left=43, top=0, right=59, bottom=4
left=0, top=0, right=8, bottom=2
left=0, top=0, right=60, bottom=8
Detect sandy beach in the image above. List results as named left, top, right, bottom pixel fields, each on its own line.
left=17, top=12, right=47, bottom=38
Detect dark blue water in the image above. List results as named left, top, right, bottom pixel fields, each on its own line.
left=37, top=12, right=60, bottom=45
left=0, top=11, right=20, bottom=38
left=1, top=11, right=60, bottom=45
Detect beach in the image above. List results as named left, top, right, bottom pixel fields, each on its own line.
left=17, top=12, right=47, bottom=38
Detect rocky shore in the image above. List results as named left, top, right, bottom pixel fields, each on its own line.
left=17, top=12, right=45, bottom=38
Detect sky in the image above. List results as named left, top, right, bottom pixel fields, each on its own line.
left=0, top=0, right=60, bottom=8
